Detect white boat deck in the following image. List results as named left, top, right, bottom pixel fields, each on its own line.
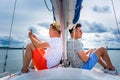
left=1, top=67, right=118, bottom=80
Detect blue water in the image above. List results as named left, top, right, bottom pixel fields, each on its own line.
left=0, top=50, right=23, bottom=74
left=0, top=49, right=120, bottom=75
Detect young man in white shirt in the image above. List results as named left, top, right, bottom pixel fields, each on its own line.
left=21, top=22, right=63, bottom=73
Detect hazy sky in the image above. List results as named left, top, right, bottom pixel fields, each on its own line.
left=0, top=0, right=120, bottom=48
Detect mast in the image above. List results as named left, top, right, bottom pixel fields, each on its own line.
left=51, top=0, right=83, bottom=66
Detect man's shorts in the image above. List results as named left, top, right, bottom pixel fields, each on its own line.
left=82, top=52, right=98, bottom=70
left=32, top=48, right=48, bottom=70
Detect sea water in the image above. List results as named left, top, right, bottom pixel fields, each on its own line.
left=0, top=49, right=23, bottom=74
left=0, top=49, right=120, bottom=75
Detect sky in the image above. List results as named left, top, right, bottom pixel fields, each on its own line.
left=0, top=0, right=120, bottom=48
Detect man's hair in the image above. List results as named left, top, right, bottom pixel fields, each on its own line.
left=50, top=22, right=61, bottom=34
left=69, top=23, right=81, bottom=34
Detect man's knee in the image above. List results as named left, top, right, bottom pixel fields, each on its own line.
left=26, top=42, right=35, bottom=50
left=98, top=47, right=106, bottom=51
left=26, top=42, right=32, bottom=48
left=94, top=47, right=106, bottom=55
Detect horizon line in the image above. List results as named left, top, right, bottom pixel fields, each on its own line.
left=0, top=47, right=120, bottom=50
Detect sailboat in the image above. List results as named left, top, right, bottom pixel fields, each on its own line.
left=0, top=0, right=120, bottom=80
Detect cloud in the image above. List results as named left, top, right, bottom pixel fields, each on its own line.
left=17, top=0, right=52, bottom=11
left=82, top=20, right=107, bottom=33
left=92, top=5, right=110, bottom=13
left=108, top=27, right=120, bottom=35
left=38, top=22, right=50, bottom=29
left=28, top=26, right=38, bottom=34
left=93, top=32, right=120, bottom=43
left=27, top=23, right=49, bottom=41
left=0, top=36, right=24, bottom=47
left=82, top=32, right=120, bottom=48
left=0, top=22, right=50, bottom=48
left=0, top=0, right=120, bottom=48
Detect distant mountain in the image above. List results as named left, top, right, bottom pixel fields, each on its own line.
left=0, top=47, right=120, bottom=50
left=84, top=48, right=120, bottom=50
left=106, top=48, right=120, bottom=50
left=0, top=47, right=25, bottom=50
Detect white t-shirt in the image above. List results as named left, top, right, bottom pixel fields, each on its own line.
left=44, top=37, right=63, bottom=68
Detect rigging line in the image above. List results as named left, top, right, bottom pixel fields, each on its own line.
left=44, top=0, right=53, bottom=11
left=3, top=0, right=17, bottom=72
left=111, top=0, right=120, bottom=39
left=73, top=26, right=76, bottom=66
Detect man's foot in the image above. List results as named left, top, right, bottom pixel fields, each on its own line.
left=107, top=69, right=118, bottom=75
left=16, top=68, right=29, bottom=75
left=16, top=71, right=26, bottom=75
left=28, top=67, right=36, bottom=72
left=102, top=68, right=108, bottom=73
left=21, top=68, right=29, bottom=73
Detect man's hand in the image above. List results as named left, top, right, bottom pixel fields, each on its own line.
left=85, top=48, right=94, bottom=54
left=28, top=30, right=38, bottom=42
left=88, top=48, right=94, bottom=53
left=28, top=30, right=33, bottom=38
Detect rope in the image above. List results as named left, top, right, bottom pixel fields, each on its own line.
left=111, top=0, right=120, bottom=39
left=44, top=0, right=53, bottom=11
left=3, top=0, right=17, bottom=72
left=73, top=26, right=76, bottom=66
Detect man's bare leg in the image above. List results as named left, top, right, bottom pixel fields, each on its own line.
left=29, top=62, right=34, bottom=69
left=98, top=58, right=107, bottom=68
left=21, top=43, right=35, bottom=73
left=94, top=47, right=115, bottom=70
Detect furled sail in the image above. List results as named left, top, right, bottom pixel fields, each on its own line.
left=51, top=0, right=83, bottom=29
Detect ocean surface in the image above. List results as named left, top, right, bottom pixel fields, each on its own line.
left=0, top=49, right=120, bottom=77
